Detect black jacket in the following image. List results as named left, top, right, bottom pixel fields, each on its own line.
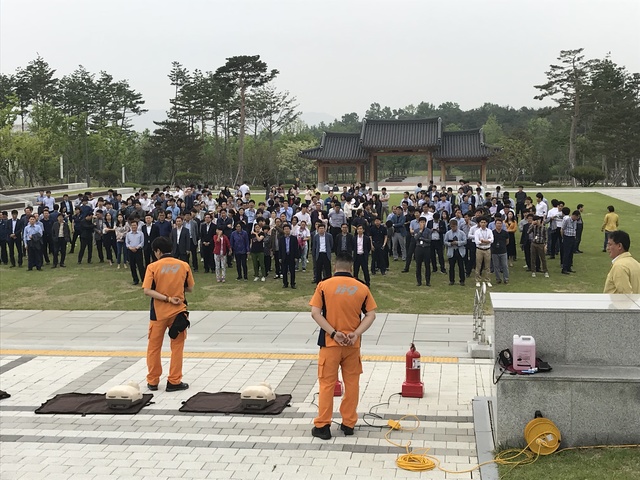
left=52, top=221, right=71, bottom=242
left=279, top=234, right=300, bottom=260
left=171, top=227, right=191, bottom=256
left=141, top=222, right=160, bottom=250
left=333, top=232, right=355, bottom=255
left=352, top=234, right=371, bottom=256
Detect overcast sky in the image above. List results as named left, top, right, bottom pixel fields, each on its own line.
left=2, top=0, right=639, bottom=126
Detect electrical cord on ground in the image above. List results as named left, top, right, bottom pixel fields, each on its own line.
left=311, top=391, right=640, bottom=476
left=384, top=416, right=640, bottom=477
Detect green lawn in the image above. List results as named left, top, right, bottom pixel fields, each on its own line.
left=497, top=447, right=640, bottom=479
left=0, top=191, right=638, bottom=313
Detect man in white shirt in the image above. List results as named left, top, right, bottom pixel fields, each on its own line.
left=296, top=220, right=311, bottom=271
left=535, top=193, right=548, bottom=217
left=474, top=218, right=493, bottom=287
left=238, top=182, right=250, bottom=200
left=294, top=204, right=311, bottom=226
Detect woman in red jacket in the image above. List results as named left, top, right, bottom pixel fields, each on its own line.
left=213, top=226, right=231, bottom=282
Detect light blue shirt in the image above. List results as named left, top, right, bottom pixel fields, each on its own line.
left=23, top=223, right=43, bottom=247
left=125, top=230, right=144, bottom=249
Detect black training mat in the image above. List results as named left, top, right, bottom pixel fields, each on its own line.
left=35, top=393, right=153, bottom=415
left=179, top=392, right=292, bottom=414
left=0, top=390, right=11, bottom=400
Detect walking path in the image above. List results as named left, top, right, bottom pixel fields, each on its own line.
left=0, top=309, right=491, bottom=479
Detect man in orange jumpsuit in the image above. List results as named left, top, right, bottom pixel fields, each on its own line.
left=309, top=253, right=377, bottom=440
left=142, top=236, right=195, bottom=392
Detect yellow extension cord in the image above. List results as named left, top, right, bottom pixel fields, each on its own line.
left=384, top=415, right=640, bottom=478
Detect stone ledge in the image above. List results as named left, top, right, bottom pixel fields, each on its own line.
left=498, top=364, right=640, bottom=383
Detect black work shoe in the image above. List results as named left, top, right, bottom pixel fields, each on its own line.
left=311, top=424, right=331, bottom=440
left=147, top=383, right=158, bottom=391
left=166, top=382, right=189, bottom=392
left=340, top=424, right=354, bottom=436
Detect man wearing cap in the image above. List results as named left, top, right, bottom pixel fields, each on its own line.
left=143, top=236, right=195, bottom=392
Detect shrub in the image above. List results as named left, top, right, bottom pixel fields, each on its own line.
left=569, top=166, right=605, bottom=187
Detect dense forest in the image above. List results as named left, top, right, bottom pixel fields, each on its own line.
left=0, top=49, right=638, bottom=188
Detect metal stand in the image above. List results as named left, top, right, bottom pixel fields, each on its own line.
left=468, top=282, right=493, bottom=358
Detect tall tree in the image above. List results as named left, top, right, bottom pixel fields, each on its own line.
left=215, top=55, right=278, bottom=183
left=534, top=48, right=595, bottom=184
left=587, top=57, right=640, bottom=186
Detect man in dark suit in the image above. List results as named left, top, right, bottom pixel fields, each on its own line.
left=7, top=210, right=24, bottom=267
left=184, top=211, right=200, bottom=272
left=333, top=223, right=355, bottom=256
left=279, top=223, right=300, bottom=289
left=312, top=223, right=333, bottom=283
left=141, top=213, right=160, bottom=267
left=59, top=194, right=74, bottom=218
left=352, top=224, right=372, bottom=286
left=171, top=216, right=190, bottom=263
left=200, top=213, right=215, bottom=273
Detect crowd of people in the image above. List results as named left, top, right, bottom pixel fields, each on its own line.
left=0, top=180, right=635, bottom=292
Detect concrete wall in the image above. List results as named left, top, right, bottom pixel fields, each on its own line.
left=491, top=293, right=640, bottom=447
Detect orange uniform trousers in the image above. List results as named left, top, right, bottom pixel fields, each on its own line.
left=314, top=345, right=363, bottom=429
left=146, top=316, right=187, bottom=386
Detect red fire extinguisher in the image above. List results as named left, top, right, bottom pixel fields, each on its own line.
left=402, top=343, right=424, bottom=398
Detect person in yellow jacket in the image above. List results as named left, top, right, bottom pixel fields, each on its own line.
left=604, top=230, right=640, bottom=294
left=601, top=205, right=619, bottom=252
left=309, top=253, right=377, bottom=440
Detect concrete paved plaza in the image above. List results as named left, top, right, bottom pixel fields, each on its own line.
left=0, top=309, right=493, bottom=479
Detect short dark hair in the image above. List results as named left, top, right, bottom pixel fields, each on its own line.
left=608, top=230, right=630, bottom=251
left=335, top=252, right=353, bottom=265
left=607, top=205, right=615, bottom=212
left=151, top=236, right=172, bottom=254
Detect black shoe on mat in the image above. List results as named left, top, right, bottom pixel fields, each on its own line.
left=147, top=384, right=158, bottom=391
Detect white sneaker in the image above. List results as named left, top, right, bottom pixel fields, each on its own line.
left=486, top=282, right=493, bottom=288
left=532, top=272, right=536, bottom=278
left=261, top=277, right=265, bottom=282
left=475, top=282, right=481, bottom=287
left=544, top=272, right=549, bottom=278
left=523, top=265, right=528, bottom=269
left=254, top=277, right=259, bottom=282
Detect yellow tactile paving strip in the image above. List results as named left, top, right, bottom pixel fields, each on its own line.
left=0, top=349, right=458, bottom=363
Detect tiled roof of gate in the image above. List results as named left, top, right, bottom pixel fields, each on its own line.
left=434, top=129, right=499, bottom=159
left=360, top=118, right=442, bottom=150
left=299, top=132, right=369, bottom=162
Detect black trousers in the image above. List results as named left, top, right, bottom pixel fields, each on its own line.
left=70, top=230, right=80, bottom=252
left=235, top=253, right=248, bottom=279
left=190, top=243, right=199, bottom=271
left=415, top=246, right=431, bottom=285
left=562, top=236, right=576, bottom=272
left=465, top=240, right=475, bottom=276
left=201, top=247, right=213, bottom=272
left=371, top=244, right=386, bottom=274
left=144, top=246, right=153, bottom=267
left=354, top=253, right=370, bottom=285
left=0, top=240, right=7, bottom=264
left=78, top=237, right=93, bottom=263
left=449, top=250, right=465, bottom=283
left=314, top=252, right=331, bottom=282
left=404, top=239, right=416, bottom=272
left=95, top=238, right=104, bottom=262
left=282, top=256, right=296, bottom=287
left=550, top=227, right=561, bottom=257
left=8, top=236, right=23, bottom=266
left=104, top=235, right=116, bottom=262
left=273, top=252, right=282, bottom=276
left=42, top=236, right=52, bottom=263
left=522, top=241, right=532, bottom=270
left=27, top=244, right=42, bottom=270
left=129, top=249, right=145, bottom=284
left=575, top=223, right=583, bottom=252
left=52, top=238, right=67, bottom=266
left=430, top=240, right=446, bottom=272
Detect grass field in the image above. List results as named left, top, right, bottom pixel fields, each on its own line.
left=497, top=447, right=640, bottom=479
left=0, top=191, right=638, bottom=313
